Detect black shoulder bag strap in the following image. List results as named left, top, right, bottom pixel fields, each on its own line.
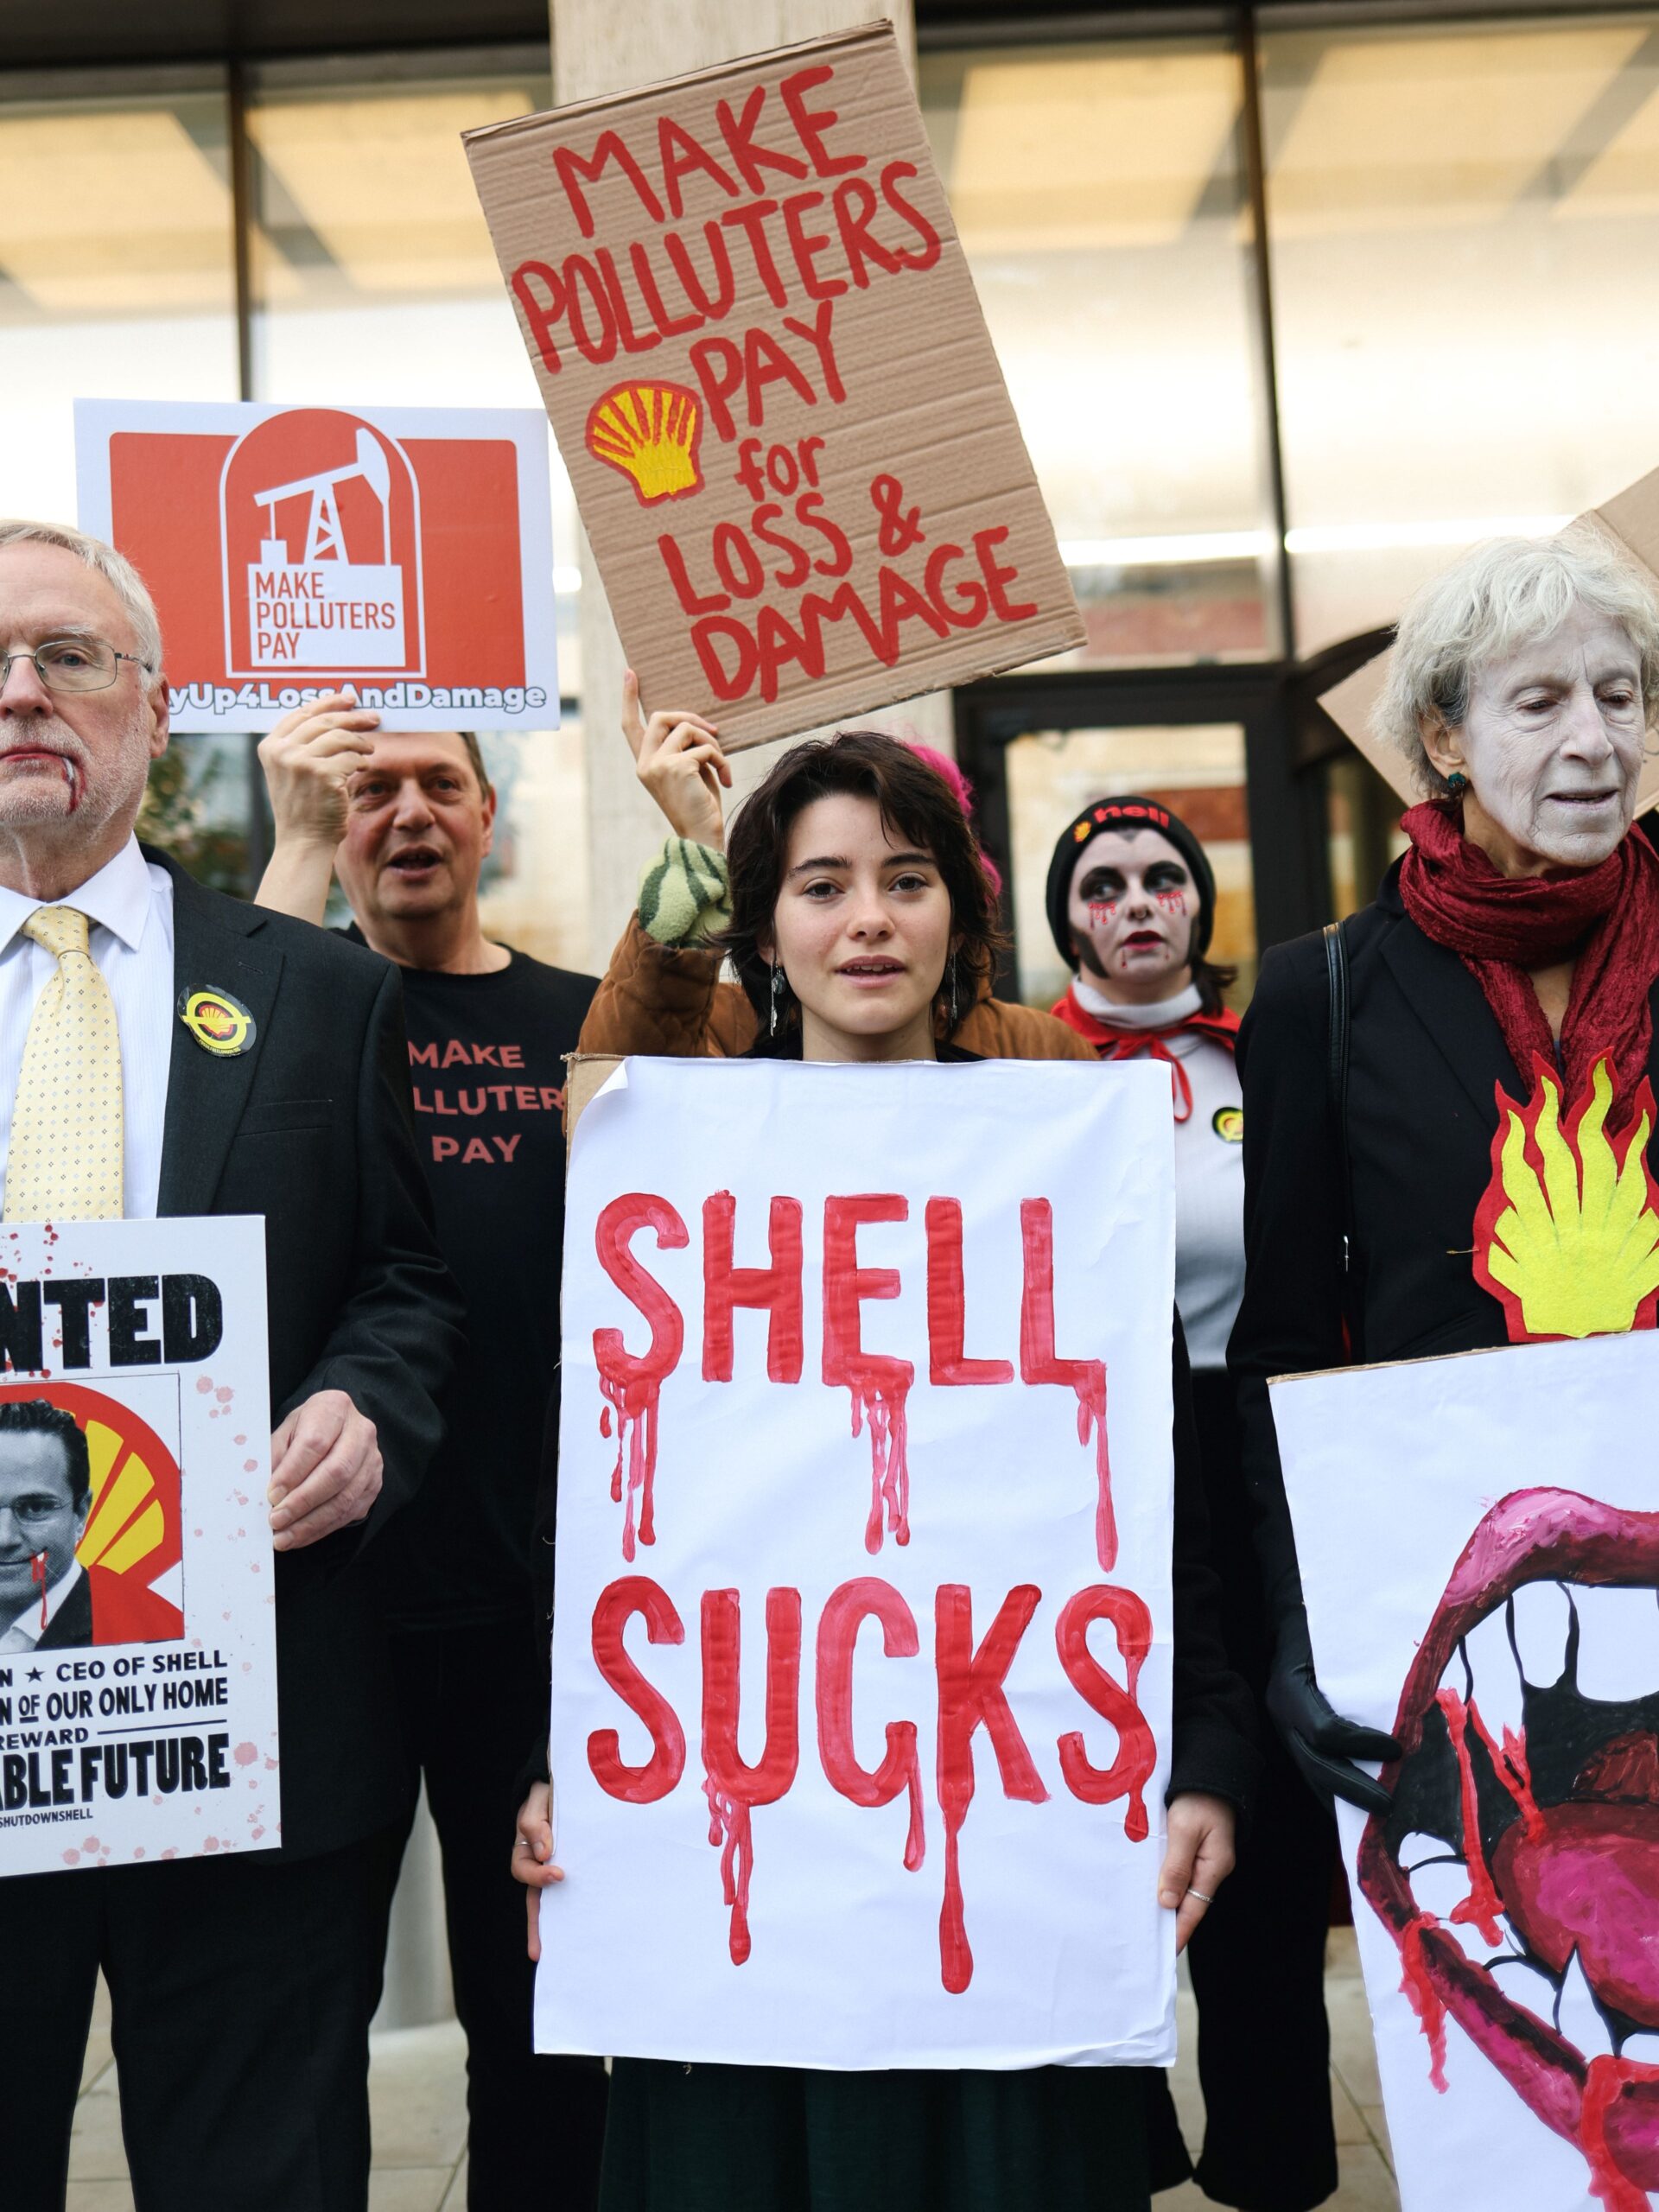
left=1322, top=919, right=1357, bottom=1326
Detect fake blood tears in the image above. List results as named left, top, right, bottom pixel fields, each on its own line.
left=581, top=1189, right=1154, bottom=1993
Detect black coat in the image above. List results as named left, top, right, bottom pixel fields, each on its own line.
left=152, top=849, right=464, bottom=1854
left=1228, top=855, right=1659, bottom=1630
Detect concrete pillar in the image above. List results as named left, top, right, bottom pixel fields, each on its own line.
left=550, top=0, right=953, bottom=969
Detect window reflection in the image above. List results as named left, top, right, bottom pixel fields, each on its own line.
left=920, top=41, right=1272, bottom=666
left=0, top=74, right=238, bottom=519
left=1264, top=13, right=1659, bottom=652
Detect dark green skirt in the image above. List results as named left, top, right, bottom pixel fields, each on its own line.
left=599, top=2057, right=1154, bottom=2212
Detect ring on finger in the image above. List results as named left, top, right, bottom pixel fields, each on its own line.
left=1185, top=1886, right=1214, bottom=1904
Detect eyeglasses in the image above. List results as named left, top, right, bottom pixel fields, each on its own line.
left=0, top=638, right=153, bottom=696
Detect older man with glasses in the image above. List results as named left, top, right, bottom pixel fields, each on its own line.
left=0, top=518, right=463, bottom=2212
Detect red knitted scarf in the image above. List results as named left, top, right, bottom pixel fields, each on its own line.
left=1396, top=800, right=1659, bottom=1117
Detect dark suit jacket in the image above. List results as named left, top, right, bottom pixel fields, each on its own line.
left=149, top=847, right=463, bottom=1855
left=1229, top=856, right=1659, bottom=1634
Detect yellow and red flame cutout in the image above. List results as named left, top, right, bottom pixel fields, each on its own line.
left=1473, top=1054, right=1659, bottom=1343
left=0, top=1380, right=182, bottom=1584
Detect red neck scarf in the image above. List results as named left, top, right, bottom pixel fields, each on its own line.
left=1396, top=800, right=1659, bottom=1117
left=1049, top=987, right=1239, bottom=1122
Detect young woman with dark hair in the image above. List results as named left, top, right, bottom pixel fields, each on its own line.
left=515, top=706, right=1256, bottom=2212
left=575, top=674, right=1094, bottom=1063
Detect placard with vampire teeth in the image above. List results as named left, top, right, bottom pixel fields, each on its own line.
left=0, top=1217, right=278, bottom=1877
left=544, top=1056, right=1176, bottom=2069
left=1274, top=1332, right=1659, bottom=2212
left=464, top=23, right=1083, bottom=750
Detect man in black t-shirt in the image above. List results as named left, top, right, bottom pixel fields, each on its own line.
left=256, top=696, right=603, bottom=2212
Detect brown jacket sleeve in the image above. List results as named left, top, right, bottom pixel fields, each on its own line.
left=579, top=915, right=1094, bottom=1064
left=955, top=995, right=1096, bottom=1061
left=577, top=912, right=758, bottom=1058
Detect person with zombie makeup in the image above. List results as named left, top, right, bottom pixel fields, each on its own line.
left=1046, top=798, right=1340, bottom=2211
left=513, top=711, right=1258, bottom=2212
left=1231, top=532, right=1659, bottom=2202
left=575, top=671, right=1093, bottom=1065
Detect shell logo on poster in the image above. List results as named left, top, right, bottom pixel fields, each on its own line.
left=74, top=397, right=561, bottom=734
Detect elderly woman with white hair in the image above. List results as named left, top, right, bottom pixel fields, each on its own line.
left=1230, top=528, right=1659, bottom=1815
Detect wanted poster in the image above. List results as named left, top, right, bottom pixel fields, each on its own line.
left=0, top=1217, right=279, bottom=1875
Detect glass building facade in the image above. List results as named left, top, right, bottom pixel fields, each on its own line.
left=7, top=4, right=1659, bottom=997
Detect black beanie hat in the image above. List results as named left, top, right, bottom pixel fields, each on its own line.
left=1045, top=794, right=1217, bottom=970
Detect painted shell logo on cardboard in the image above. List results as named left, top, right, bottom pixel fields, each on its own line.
left=1472, top=1055, right=1659, bottom=1343
left=1357, top=1486, right=1659, bottom=2212
left=586, top=381, right=705, bottom=505
left=178, top=988, right=256, bottom=1058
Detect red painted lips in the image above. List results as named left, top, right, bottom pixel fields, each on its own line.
left=1357, top=1488, right=1659, bottom=2203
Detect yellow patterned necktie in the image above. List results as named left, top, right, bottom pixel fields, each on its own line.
left=3, top=906, right=124, bottom=1222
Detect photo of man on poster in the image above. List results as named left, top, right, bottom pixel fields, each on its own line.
left=0, top=1396, right=182, bottom=1653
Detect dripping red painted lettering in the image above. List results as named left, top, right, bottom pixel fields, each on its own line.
left=701, top=1586, right=803, bottom=1965
left=1019, top=1198, right=1113, bottom=1567
left=30, top=1548, right=47, bottom=1630
left=815, top=1576, right=925, bottom=1872
left=925, top=1198, right=1014, bottom=1388
left=592, top=1194, right=688, bottom=1560
left=588, top=1576, right=687, bottom=1802
left=702, top=1192, right=804, bottom=1382
left=1580, top=2055, right=1659, bottom=2212
left=1398, top=1918, right=1449, bottom=2093
left=934, top=1582, right=1047, bottom=1994
left=822, top=1195, right=913, bottom=1552
left=1053, top=1586, right=1155, bottom=1840
left=1434, top=1687, right=1504, bottom=1947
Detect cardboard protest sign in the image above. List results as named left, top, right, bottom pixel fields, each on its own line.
left=1318, top=462, right=1659, bottom=817
left=1273, top=1332, right=1659, bottom=2212
left=75, top=397, right=559, bottom=733
left=0, top=1217, right=278, bottom=1876
left=546, top=1055, right=1175, bottom=2069
left=464, top=23, right=1084, bottom=750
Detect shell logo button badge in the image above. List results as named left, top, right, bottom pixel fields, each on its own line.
left=1211, top=1106, right=1244, bottom=1144
left=179, top=987, right=256, bottom=1058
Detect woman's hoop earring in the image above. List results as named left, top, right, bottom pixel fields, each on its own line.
left=947, top=951, right=959, bottom=1030
left=769, top=961, right=785, bottom=1037
left=1445, top=770, right=1469, bottom=796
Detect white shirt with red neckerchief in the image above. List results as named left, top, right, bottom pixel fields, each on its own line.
left=1071, top=978, right=1244, bottom=1371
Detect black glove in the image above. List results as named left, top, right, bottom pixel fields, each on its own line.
left=1267, top=1605, right=1400, bottom=1815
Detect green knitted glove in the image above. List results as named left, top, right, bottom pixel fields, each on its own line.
left=638, top=836, right=732, bottom=948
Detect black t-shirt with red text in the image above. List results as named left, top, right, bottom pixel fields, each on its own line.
left=346, top=931, right=597, bottom=1628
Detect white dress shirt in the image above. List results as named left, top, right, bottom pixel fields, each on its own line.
left=0, top=1557, right=84, bottom=1652
left=0, top=838, right=175, bottom=1220
left=1071, top=978, right=1245, bottom=1373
